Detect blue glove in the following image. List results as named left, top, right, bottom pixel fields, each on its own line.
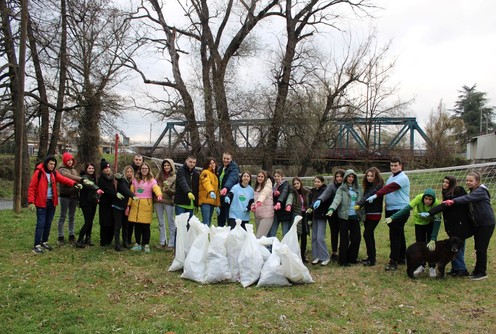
left=313, top=199, right=321, bottom=210
left=215, top=207, right=221, bottom=215
left=224, top=197, right=231, bottom=204
left=366, top=194, right=377, bottom=203
left=209, top=191, right=216, bottom=199
left=419, top=212, right=430, bottom=218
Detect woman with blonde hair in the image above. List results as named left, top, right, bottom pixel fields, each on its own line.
left=251, top=170, right=274, bottom=238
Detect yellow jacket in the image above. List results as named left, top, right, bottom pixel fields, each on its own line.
left=128, top=179, right=162, bottom=224
left=198, top=169, right=220, bottom=207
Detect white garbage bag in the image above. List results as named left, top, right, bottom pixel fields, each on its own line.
left=238, top=224, right=264, bottom=288
left=257, top=239, right=291, bottom=287
left=281, top=215, right=302, bottom=258
left=277, top=244, right=314, bottom=284
left=168, top=213, right=190, bottom=272
left=204, top=226, right=232, bottom=283
left=226, top=219, right=248, bottom=282
left=181, top=222, right=210, bottom=283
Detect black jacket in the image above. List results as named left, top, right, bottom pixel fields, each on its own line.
left=273, top=179, right=292, bottom=221
left=112, top=174, right=136, bottom=210
left=452, top=185, right=495, bottom=227
left=78, top=173, right=99, bottom=207
left=309, top=184, right=331, bottom=220
left=174, top=164, right=200, bottom=207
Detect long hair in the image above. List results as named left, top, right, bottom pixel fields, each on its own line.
left=83, top=162, right=97, bottom=182
left=362, top=167, right=384, bottom=190
left=255, top=170, right=268, bottom=192
left=137, top=162, right=154, bottom=182
left=239, top=171, right=252, bottom=187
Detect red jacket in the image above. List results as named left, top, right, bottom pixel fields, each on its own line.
left=28, top=163, right=76, bottom=207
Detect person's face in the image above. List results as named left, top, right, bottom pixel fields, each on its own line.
left=313, top=178, right=323, bottom=188
left=104, top=166, right=111, bottom=175
left=47, top=161, right=56, bottom=170
left=293, top=180, right=301, bottom=190
left=257, top=173, right=265, bottom=184
left=465, top=175, right=478, bottom=189
left=335, top=174, right=343, bottom=184
left=390, top=162, right=402, bottom=174
left=163, top=162, right=171, bottom=172
left=423, top=196, right=434, bottom=206
left=186, top=158, right=196, bottom=170
left=366, top=172, right=375, bottom=183
left=66, top=159, right=74, bottom=167
left=86, top=165, right=95, bottom=175
left=274, top=173, right=282, bottom=183
left=346, top=174, right=355, bottom=185
left=125, top=168, right=134, bottom=179
left=241, top=173, right=251, bottom=184
left=134, top=156, right=143, bottom=167
left=442, top=178, right=450, bottom=190
left=209, top=160, right=216, bottom=171
left=140, top=165, right=149, bottom=176
left=222, top=154, right=232, bottom=167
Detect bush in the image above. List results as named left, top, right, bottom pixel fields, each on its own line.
left=0, top=155, right=15, bottom=179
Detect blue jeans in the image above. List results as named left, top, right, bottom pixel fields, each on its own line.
left=34, top=200, right=56, bottom=246
left=451, top=240, right=467, bottom=272
left=175, top=206, right=194, bottom=219
left=268, top=215, right=290, bottom=238
left=201, top=204, right=214, bottom=227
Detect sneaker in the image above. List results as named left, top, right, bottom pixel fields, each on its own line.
left=321, top=259, right=330, bottom=266
left=413, top=265, right=425, bottom=276
left=41, top=242, right=53, bottom=251
left=75, top=241, right=86, bottom=248
left=331, top=254, right=338, bottom=262
left=155, top=244, right=166, bottom=250
left=429, top=267, right=437, bottom=278
left=32, top=245, right=44, bottom=254
left=144, top=245, right=150, bottom=253
left=363, top=260, right=376, bottom=266
left=385, top=262, right=397, bottom=271
left=69, top=235, right=76, bottom=244
left=131, top=243, right=142, bottom=251
left=311, top=258, right=320, bottom=265
left=57, top=236, right=65, bottom=245
left=470, top=272, right=487, bottom=281
left=454, top=270, right=469, bottom=277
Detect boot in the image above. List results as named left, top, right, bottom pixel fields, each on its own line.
left=114, top=243, right=122, bottom=252
left=75, top=241, right=86, bottom=248
left=58, top=236, right=65, bottom=245
left=84, top=237, right=94, bottom=246
left=69, top=235, right=76, bottom=244
left=122, top=231, right=129, bottom=249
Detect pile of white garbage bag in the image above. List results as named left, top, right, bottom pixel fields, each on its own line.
left=168, top=213, right=314, bottom=287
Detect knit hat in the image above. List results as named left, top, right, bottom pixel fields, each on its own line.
left=100, top=159, right=111, bottom=170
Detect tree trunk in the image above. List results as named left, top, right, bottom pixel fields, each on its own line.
left=78, top=93, right=101, bottom=165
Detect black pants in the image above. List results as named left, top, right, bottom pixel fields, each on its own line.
left=363, top=219, right=380, bottom=262
left=473, top=224, right=495, bottom=275
left=328, top=216, right=339, bottom=254
left=78, top=204, right=97, bottom=242
left=113, top=207, right=129, bottom=247
left=298, top=213, right=309, bottom=258
left=415, top=222, right=433, bottom=242
left=386, top=210, right=408, bottom=264
left=228, top=218, right=248, bottom=230
left=338, top=218, right=361, bottom=265
left=218, top=200, right=229, bottom=227
left=134, top=223, right=151, bottom=245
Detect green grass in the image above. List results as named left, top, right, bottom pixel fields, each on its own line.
left=0, top=208, right=495, bottom=333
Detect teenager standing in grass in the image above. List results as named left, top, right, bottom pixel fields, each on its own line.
left=154, top=159, right=177, bottom=248
left=28, top=155, right=81, bottom=254
left=286, top=177, right=310, bottom=263
left=313, top=169, right=344, bottom=262
left=307, top=176, right=331, bottom=266
left=424, top=176, right=474, bottom=277
left=127, top=162, right=162, bottom=253
left=174, top=156, right=200, bottom=218
left=198, top=157, right=220, bottom=227
left=217, top=152, right=240, bottom=227
left=251, top=170, right=274, bottom=238
left=366, top=156, right=410, bottom=271
left=75, top=162, right=103, bottom=248
left=225, top=171, right=254, bottom=230
left=269, top=169, right=292, bottom=237
left=443, top=171, right=495, bottom=281
left=355, top=167, right=384, bottom=267
left=112, top=168, right=138, bottom=251
left=98, top=159, right=118, bottom=247
left=327, top=170, right=364, bottom=267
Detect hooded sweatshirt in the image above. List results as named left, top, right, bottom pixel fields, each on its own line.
left=58, top=152, right=81, bottom=197
left=390, top=188, right=441, bottom=226
left=328, top=169, right=365, bottom=221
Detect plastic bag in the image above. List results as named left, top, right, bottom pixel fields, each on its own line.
left=226, top=219, right=248, bottom=282
left=277, top=244, right=314, bottom=284
left=181, top=222, right=210, bottom=283
left=281, top=215, right=302, bottom=258
left=168, top=213, right=190, bottom=271
left=257, top=239, right=291, bottom=287
left=204, top=226, right=232, bottom=283
left=238, top=225, right=264, bottom=288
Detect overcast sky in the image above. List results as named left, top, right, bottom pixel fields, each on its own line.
left=117, top=0, right=496, bottom=144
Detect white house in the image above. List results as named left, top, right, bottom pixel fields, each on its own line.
left=467, top=132, right=496, bottom=161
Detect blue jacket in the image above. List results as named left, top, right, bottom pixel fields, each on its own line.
left=453, top=185, right=495, bottom=227
left=217, top=161, right=240, bottom=192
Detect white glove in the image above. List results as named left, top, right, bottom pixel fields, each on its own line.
left=419, top=212, right=430, bottom=218
left=366, top=194, right=377, bottom=203
left=384, top=217, right=392, bottom=224
left=74, top=183, right=83, bottom=190
left=116, top=192, right=125, bottom=200
left=427, top=240, right=436, bottom=251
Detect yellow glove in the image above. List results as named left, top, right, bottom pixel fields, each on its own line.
left=28, top=203, right=36, bottom=211
left=188, top=192, right=195, bottom=201
left=353, top=205, right=360, bottom=211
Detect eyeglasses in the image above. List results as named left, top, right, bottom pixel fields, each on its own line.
left=141, top=167, right=149, bottom=170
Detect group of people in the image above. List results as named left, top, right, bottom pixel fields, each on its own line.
left=27, top=152, right=494, bottom=280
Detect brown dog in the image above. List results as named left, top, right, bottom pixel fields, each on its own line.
left=406, top=237, right=464, bottom=279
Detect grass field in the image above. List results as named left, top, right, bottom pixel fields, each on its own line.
left=0, top=206, right=495, bottom=334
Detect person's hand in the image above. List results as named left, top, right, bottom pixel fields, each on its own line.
left=285, top=204, right=292, bottom=212
left=82, top=179, right=94, bottom=186
left=187, top=192, right=195, bottom=201
left=366, top=194, right=377, bottom=203
left=209, top=191, right=216, bottom=199
left=419, top=212, right=430, bottom=218
left=443, top=200, right=454, bottom=206
left=163, top=181, right=169, bottom=188
left=132, top=196, right=139, bottom=201
left=157, top=195, right=163, bottom=201
left=125, top=206, right=130, bottom=216
left=307, top=220, right=312, bottom=227
left=305, top=208, right=313, bottom=215
left=326, top=209, right=334, bottom=217
left=353, top=205, right=360, bottom=211
left=215, top=207, right=221, bottom=215
left=96, top=189, right=104, bottom=196
left=116, top=192, right=124, bottom=200
left=114, top=173, right=123, bottom=179
left=274, top=202, right=281, bottom=210
left=313, top=199, right=321, bottom=210
left=256, top=201, right=263, bottom=208
left=251, top=204, right=256, bottom=212
left=220, top=188, right=227, bottom=196
left=273, top=190, right=280, bottom=197
left=427, top=240, right=436, bottom=251
left=28, top=203, right=36, bottom=211
left=74, top=183, right=83, bottom=190
left=224, top=197, right=231, bottom=204
left=384, top=217, right=392, bottom=224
